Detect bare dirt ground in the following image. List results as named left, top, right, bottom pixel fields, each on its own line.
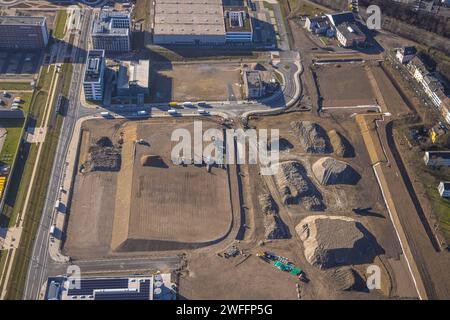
left=243, top=112, right=418, bottom=299
left=113, top=119, right=233, bottom=252
left=314, top=64, right=377, bottom=108
left=179, top=110, right=419, bottom=300
left=150, top=62, right=243, bottom=102
left=64, top=117, right=235, bottom=259
left=63, top=120, right=126, bottom=259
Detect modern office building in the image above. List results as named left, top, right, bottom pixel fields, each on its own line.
left=0, top=16, right=49, bottom=49
left=83, top=50, right=105, bottom=101
left=92, top=9, right=131, bottom=52
left=224, top=7, right=253, bottom=42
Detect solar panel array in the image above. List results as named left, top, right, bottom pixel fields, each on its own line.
left=95, top=281, right=151, bottom=300
left=66, top=278, right=151, bottom=300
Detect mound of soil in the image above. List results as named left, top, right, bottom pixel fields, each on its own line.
left=141, top=155, right=168, bottom=168
left=312, top=157, right=360, bottom=185
left=259, top=193, right=289, bottom=240
left=290, top=121, right=331, bottom=154
left=328, top=130, right=354, bottom=158
left=272, top=161, right=325, bottom=211
left=82, top=138, right=121, bottom=172
left=296, top=215, right=383, bottom=269
left=326, top=267, right=367, bottom=292
left=264, top=214, right=289, bottom=240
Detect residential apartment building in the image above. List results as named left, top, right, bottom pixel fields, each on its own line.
left=423, top=151, right=450, bottom=167
left=0, top=16, right=49, bottom=49
left=83, top=50, right=105, bottom=101
left=91, top=9, right=131, bottom=52
left=396, top=46, right=417, bottom=64
left=438, top=181, right=450, bottom=198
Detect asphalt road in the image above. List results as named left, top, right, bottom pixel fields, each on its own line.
left=23, top=9, right=94, bottom=300
left=22, top=13, right=302, bottom=300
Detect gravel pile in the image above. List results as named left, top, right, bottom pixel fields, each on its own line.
left=328, top=130, right=353, bottom=158
left=259, top=193, right=289, bottom=240
left=272, top=161, right=325, bottom=211
left=312, top=157, right=360, bottom=185
left=325, top=267, right=366, bottom=291
left=290, top=121, right=331, bottom=154
left=296, top=215, right=381, bottom=269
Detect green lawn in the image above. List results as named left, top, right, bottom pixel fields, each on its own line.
left=0, top=83, right=32, bottom=91
left=3, top=63, right=73, bottom=299
left=54, top=10, right=68, bottom=40
left=0, top=120, right=24, bottom=167
left=426, top=186, right=450, bottom=243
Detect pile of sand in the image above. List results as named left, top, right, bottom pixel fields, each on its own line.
left=296, top=215, right=381, bottom=269
left=83, top=137, right=121, bottom=172
left=312, top=157, right=360, bottom=185
left=272, top=161, right=325, bottom=211
left=325, top=267, right=366, bottom=292
left=259, top=193, right=289, bottom=240
left=290, top=121, right=331, bottom=154
left=328, top=130, right=353, bottom=158
left=140, top=155, right=168, bottom=168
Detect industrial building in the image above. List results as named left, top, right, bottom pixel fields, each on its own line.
left=153, top=0, right=253, bottom=45
left=83, top=50, right=106, bottom=101
left=46, top=274, right=176, bottom=300
left=117, top=60, right=150, bottom=97
left=92, top=9, right=131, bottom=52
left=0, top=16, right=49, bottom=49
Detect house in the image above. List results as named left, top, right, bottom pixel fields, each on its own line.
left=438, top=181, right=450, bottom=198
left=439, top=96, right=450, bottom=124
left=305, top=16, right=330, bottom=34
left=407, top=56, right=429, bottom=83
left=422, top=73, right=445, bottom=108
left=335, top=22, right=366, bottom=47
left=423, top=151, right=450, bottom=167
left=324, top=11, right=366, bottom=47
left=396, top=46, right=417, bottom=64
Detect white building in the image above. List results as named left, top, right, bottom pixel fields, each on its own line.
left=438, top=181, right=450, bottom=198
left=396, top=46, right=417, bottom=64
left=423, top=151, right=450, bottom=167
left=153, top=1, right=253, bottom=45
left=83, top=50, right=105, bottom=101
left=92, top=9, right=131, bottom=52
left=422, top=73, right=445, bottom=108
left=153, top=0, right=226, bottom=45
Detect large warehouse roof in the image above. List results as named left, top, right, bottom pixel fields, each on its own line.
left=153, top=0, right=226, bottom=36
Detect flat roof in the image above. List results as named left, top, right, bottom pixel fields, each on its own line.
left=65, top=277, right=152, bottom=300
left=84, top=50, right=105, bottom=83
left=0, top=16, right=46, bottom=26
left=224, top=7, right=252, bottom=33
left=117, top=60, right=149, bottom=90
left=154, top=0, right=225, bottom=36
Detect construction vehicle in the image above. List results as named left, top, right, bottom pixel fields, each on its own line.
left=257, top=251, right=307, bottom=281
